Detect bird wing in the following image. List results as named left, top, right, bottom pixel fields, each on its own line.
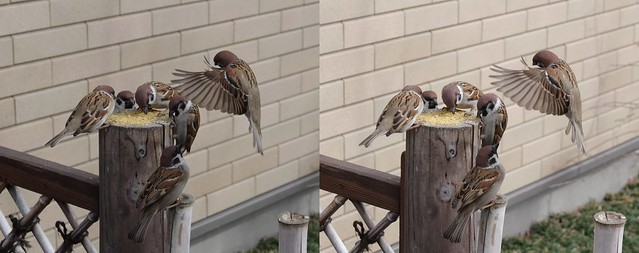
left=154, top=82, right=179, bottom=102
left=462, top=82, right=484, bottom=100
left=186, top=105, right=200, bottom=152
left=70, top=91, right=113, bottom=135
left=456, top=166, right=501, bottom=212
left=136, top=165, right=187, bottom=209
left=490, top=58, right=569, bottom=115
left=390, top=91, right=422, bottom=131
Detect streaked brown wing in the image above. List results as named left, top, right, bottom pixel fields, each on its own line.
left=172, top=66, right=246, bottom=115
left=137, top=166, right=186, bottom=209
left=457, top=166, right=500, bottom=211
left=494, top=105, right=508, bottom=144
left=391, top=92, right=421, bottom=130
left=75, top=91, right=112, bottom=134
left=186, top=105, right=200, bottom=152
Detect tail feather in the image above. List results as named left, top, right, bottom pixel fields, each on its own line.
left=128, top=214, right=153, bottom=243
left=44, top=129, right=72, bottom=148
left=359, top=129, right=384, bottom=148
left=565, top=120, right=586, bottom=154
left=443, top=212, right=471, bottom=243
left=247, top=115, right=263, bottom=155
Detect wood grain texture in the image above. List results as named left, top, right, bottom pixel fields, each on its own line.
left=0, top=146, right=99, bottom=212
left=99, top=122, right=172, bottom=253
left=401, top=120, right=480, bottom=253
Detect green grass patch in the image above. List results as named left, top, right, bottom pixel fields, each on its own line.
left=244, top=213, right=320, bottom=253
left=502, top=177, right=639, bottom=253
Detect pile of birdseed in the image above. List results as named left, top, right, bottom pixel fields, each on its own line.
left=417, top=109, right=477, bottom=126
left=107, top=110, right=169, bottom=126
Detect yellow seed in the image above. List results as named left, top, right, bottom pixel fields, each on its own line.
left=417, top=109, right=477, bottom=126
left=107, top=110, right=169, bottom=126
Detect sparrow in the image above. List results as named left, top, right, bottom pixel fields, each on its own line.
left=44, top=85, right=115, bottom=147
left=441, top=81, right=484, bottom=113
left=422, top=90, right=439, bottom=113
left=477, top=93, right=508, bottom=147
left=128, top=146, right=190, bottom=243
left=490, top=50, right=586, bottom=154
left=443, top=144, right=504, bottom=243
left=114, top=90, right=136, bottom=113
left=169, top=95, right=200, bottom=154
left=172, top=50, right=262, bottom=155
left=135, top=81, right=178, bottom=114
left=359, top=85, right=425, bottom=148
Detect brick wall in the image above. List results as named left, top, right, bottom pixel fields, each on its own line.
left=0, top=0, right=318, bottom=250
left=319, top=0, right=639, bottom=251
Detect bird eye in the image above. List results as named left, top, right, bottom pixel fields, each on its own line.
left=172, top=157, right=180, bottom=165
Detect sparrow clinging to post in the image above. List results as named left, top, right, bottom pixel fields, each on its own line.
left=172, top=50, right=263, bottom=155
left=169, top=95, right=200, bottom=154
left=490, top=50, right=585, bottom=154
left=477, top=93, right=508, bottom=147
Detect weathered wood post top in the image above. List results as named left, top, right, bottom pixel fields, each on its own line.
left=401, top=110, right=480, bottom=253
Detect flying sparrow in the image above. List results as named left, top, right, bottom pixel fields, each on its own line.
left=443, top=144, right=504, bottom=243
left=135, top=81, right=178, bottom=114
left=359, top=85, right=425, bottom=148
left=114, top=90, right=136, bottom=113
left=172, top=50, right=262, bottom=155
left=441, top=81, right=484, bottom=113
left=169, top=95, right=200, bottom=154
left=490, top=50, right=585, bottom=154
left=44, top=85, right=115, bottom=147
left=477, top=93, right=508, bottom=147
left=128, top=145, right=190, bottom=243
left=422, top=90, right=439, bottom=113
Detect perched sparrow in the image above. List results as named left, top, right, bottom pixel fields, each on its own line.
left=114, top=90, right=136, bottom=113
left=422, top=90, right=439, bottom=113
left=490, top=50, right=585, bottom=154
left=44, top=85, right=115, bottom=147
left=169, top=95, right=200, bottom=154
left=172, top=50, right=262, bottom=155
left=135, top=81, right=178, bottom=114
left=359, top=85, right=425, bottom=148
left=477, top=93, right=508, bottom=147
left=441, top=81, right=484, bottom=113
left=443, top=144, right=504, bottom=243
left=128, top=146, right=190, bottom=243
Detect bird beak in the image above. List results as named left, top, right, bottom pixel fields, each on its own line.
left=142, top=106, right=148, bottom=114
left=451, top=106, right=456, bottom=114
left=477, top=109, right=483, bottom=117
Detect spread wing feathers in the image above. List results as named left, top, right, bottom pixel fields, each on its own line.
left=70, top=91, right=112, bottom=135
left=172, top=64, right=246, bottom=114
left=136, top=166, right=186, bottom=210
left=455, top=167, right=500, bottom=212
left=490, top=59, right=569, bottom=116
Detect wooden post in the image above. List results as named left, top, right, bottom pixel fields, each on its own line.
left=169, top=194, right=193, bottom=253
left=478, top=194, right=508, bottom=253
left=593, top=211, right=627, bottom=253
left=99, top=115, right=172, bottom=253
left=278, top=212, right=309, bottom=253
left=401, top=117, right=480, bottom=253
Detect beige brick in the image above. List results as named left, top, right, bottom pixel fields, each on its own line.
left=320, top=101, right=373, bottom=139
left=499, top=146, right=521, bottom=172
left=581, top=51, right=617, bottom=80
left=190, top=117, right=233, bottom=152
left=280, top=89, right=318, bottom=120
left=153, top=2, right=208, bottom=35
left=601, top=26, right=635, bottom=52
left=505, top=104, right=525, bottom=127
left=280, top=132, right=318, bottom=163
left=50, top=0, right=118, bottom=26
left=209, top=0, right=259, bottom=24
left=344, top=11, right=404, bottom=48
left=432, top=69, right=481, bottom=91
left=260, top=74, right=302, bottom=104
left=548, top=19, right=585, bottom=47
left=261, top=103, right=280, bottom=128
left=615, top=81, right=639, bottom=103
left=405, top=1, right=458, bottom=35
left=562, top=118, right=597, bottom=149
left=320, top=0, right=374, bottom=24
left=52, top=46, right=120, bottom=85
left=259, top=30, right=303, bottom=60
left=0, top=36, right=11, bottom=67
left=522, top=132, right=562, bottom=164
left=30, top=136, right=90, bottom=166
left=302, top=68, right=319, bottom=92
left=582, top=127, right=613, bottom=156
left=207, top=177, right=255, bottom=214
left=232, top=145, right=278, bottom=182
left=51, top=112, right=70, bottom=135
left=76, top=159, right=99, bottom=175
left=459, top=0, right=505, bottom=23
left=88, top=66, right=152, bottom=95
left=344, top=126, right=402, bottom=157
left=0, top=1, right=49, bottom=36
left=375, top=33, right=431, bottom=69
left=500, top=118, right=543, bottom=150
left=433, top=21, right=482, bottom=54
left=347, top=152, right=375, bottom=168
left=373, top=143, right=403, bottom=172
left=585, top=10, right=620, bottom=37
left=256, top=160, right=299, bottom=194
left=579, top=77, right=600, bottom=101
left=303, top=25, right=319, bottom=48
left=499, top=161, right=541, bottom=194
left=120, top=0, right=178, bottom=14
left=191, top=197, right=207, bottom=223
left=260, top=0, right=303, bottom=13
left=320, top=46, right=373, bottom=82
left=15, top=81, right=87, bottom=123
left=152, top=53, right=210, bottom=83
left=251, top=58, right=281, bottom=85
left=298, top=152, right=319, bottom=176
left=88, top=132, right=98, bottom=160
left=319, top=136, right=344, bottom=159
left=620, top=4, right=639, bottom=26
left=320, top=80, right=344, bottom=111
left=207, top=135, right=255, bottom=168
left=0, top=97, right=15, bottom=128
left=235, top=12, right=281, bottom=42
left=88, top=13, right=152, bottom=48
left=319, top=23, right=343, bottom=54
left=301, top=110, right=319, bottom=135
left=0, top=60, right=52, bottom=98
left=482, top=11, right=526, bottom=42
left=604, top=0, right=635, bottom=11
left=600, top=67, right=632, bottom=93
left=568, top=0, right=604, bottom=20
left=598, top=107, right=632, bottom=133
left=121, top=34, right=180, bottom=69
left=458, top=40, right=505, bottom=72
left=405, top=51, right=457, bottom=85
left=282, top=4, right=318, bottom=31
left=504, top=29, right=547, bottom=59
left=262, top=118, right=301, bottom=148
left=14, top=24, right=87, bottom=64
left=618, top=45, right=639, bottom=66
left=281, top=46, right=318, bottom=76
left=343, top=66, right=403, bottom=105
left=581, top=91, right=614, bottom=120
left=541, top=146, right=580, bottom=176
left=528, top=2, right=568, bottom=30
left=506, top=0, right=547, bottom=12
left=184, top=164, right=232, bottom=198
left=566, top=37, right=598, bottom=62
